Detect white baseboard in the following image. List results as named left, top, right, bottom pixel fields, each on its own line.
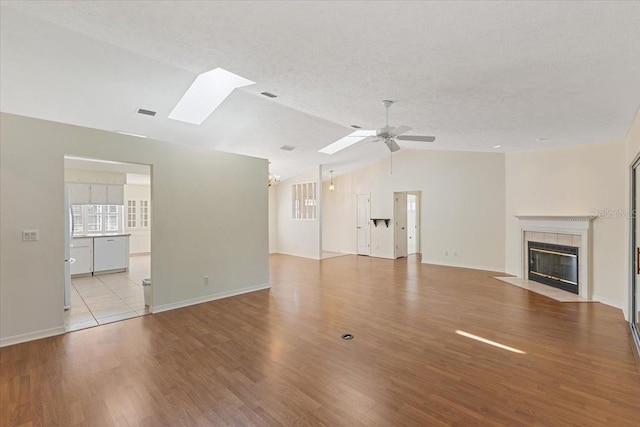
left=270, top=252, right=321, bottom=260
left=0, top=326, right=66, bottom=348
left=130, top=252, right=151, bottom=257
left=592, top=294, right=627, bottom=318
left=152, top=283, right=271, bottom=314
left=421, top=259, right=505, bottom=273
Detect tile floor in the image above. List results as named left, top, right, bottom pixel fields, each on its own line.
left=64, top=255, right=151, bottom=332
left=493, top=276, right=597, bottom=303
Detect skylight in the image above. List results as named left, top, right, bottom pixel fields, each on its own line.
left=168, top=68, right=255, bottom=125
left=318, top=129, right=376, bottom=155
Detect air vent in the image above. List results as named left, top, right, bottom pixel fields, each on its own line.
left=137, top=108, right=157, bottom=116
left=280, top=145, right=295, bottom=151
left=261, top=92, right=278, bottom=98
left=350, top=125, right=362, bottom=129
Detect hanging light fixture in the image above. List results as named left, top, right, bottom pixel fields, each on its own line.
left=329, top=170, right=335, bottom=191
left=268, top=161, right=280, bottom=187
left=268, top=173, right=281, bottom=187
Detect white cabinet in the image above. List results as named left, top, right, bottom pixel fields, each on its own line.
left=66, top=183, right=124, bottom=205
left=70, top=237, right=93, bottom=276
left=107, top=185, right=124, bottom=205
left=90, top=184, right=108, bottom=204
left=67, top=183, right=91, bottom=205
left=93, top=236, right=129, bottom=273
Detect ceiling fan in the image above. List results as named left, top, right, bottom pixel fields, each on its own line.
left=318, top=100, right=436, bottom=155
left=373, top=100, right=436, bottom=152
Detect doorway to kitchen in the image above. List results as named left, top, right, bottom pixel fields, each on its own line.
left=63, top=156, right=152, bottom=332
left=394, top=191, right=421, bottom=259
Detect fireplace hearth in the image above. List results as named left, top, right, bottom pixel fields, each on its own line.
left=528, top=241, right=579, bottom=294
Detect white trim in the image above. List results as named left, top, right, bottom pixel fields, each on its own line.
left=593, top=294, right=627, bottom=318
left=421, top=259, right=505, bottom=273
left=151, top=283, right=271, bottom=314
left=0, top=326, right=65, bottom=348
left=517, top=215, right=595, bottom=299
left=271, top=251, right=321, bottom=260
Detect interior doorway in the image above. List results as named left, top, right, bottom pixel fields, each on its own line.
left=63, top=156, right=152, bottom=332
left=357, top=194, right=371, bottom=255
left=407, top=192, right=421, bottom=255
left=395, top=191, right=421, bottom=259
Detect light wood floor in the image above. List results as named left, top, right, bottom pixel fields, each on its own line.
left=2, top=254, right=639, bottom=426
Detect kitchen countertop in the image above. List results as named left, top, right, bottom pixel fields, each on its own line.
left=73, top=233, right=131, bottom=238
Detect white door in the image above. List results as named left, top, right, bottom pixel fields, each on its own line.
left=394, top=192, right=408, bottom=258
left=407, top=194, right=417, bottom=255
left=357, top=194, right=370, bottom=255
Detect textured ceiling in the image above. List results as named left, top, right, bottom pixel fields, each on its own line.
left=1, top=1, right=639, bottom=179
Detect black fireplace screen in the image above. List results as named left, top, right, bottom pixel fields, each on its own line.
left=528, top=241, right=579, bottom=294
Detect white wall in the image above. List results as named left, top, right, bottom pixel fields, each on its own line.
left=268, top=185, right=278, bottom=254
left=322, top=150, right=506, bottom=270
left=0, top=113, right=269, bottom=346
left=65, top=168, right=126, bottom=184
left=505, top=140, right=626, bottom=311
left=124, top=184, right=151, bottom=254
left=275, top=166, right=321, bottom=259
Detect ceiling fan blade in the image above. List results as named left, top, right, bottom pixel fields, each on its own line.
left=384, top=139, right=401, bottom=152
left=396, top=135, right=436, bottom=142
left=390, top=125, right=411, bottom=136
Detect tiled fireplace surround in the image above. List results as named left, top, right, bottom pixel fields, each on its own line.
left=517, top=216, right=595, bottom=299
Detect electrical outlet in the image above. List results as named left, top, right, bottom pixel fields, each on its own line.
left=204, top=276, right=209, bottom=286
left=445, top=250, right=449, bottom=256
left=453, top=250, right=458, bottom=257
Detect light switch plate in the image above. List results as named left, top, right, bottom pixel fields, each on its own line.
left=22, top=230, right=39, bottom=241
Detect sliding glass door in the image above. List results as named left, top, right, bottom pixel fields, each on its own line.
left=631, top=158, right=640, bottom=354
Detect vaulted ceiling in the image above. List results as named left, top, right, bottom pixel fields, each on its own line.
left=1, top=1, right=639, bottom=179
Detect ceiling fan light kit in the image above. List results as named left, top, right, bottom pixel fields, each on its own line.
left=318, top=100, right=436, bottom=155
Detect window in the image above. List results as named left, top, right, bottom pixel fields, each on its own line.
left=139, top=200, right=149, bottom=227
left=127, top=200, right=136, bottom=228
left=72, top=205, right=124, bottom=235
left=87, top=205, right=103, bottom=232
left=292, top=181, right=317, bottom=220
left=71, top=205, right=83, bottom=233
left=105, top=205, right=119, bottom=232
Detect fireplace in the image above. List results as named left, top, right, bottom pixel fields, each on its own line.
left=528, top=242, right=579, bottom=294
left=516, top=215, right=594, bottom=299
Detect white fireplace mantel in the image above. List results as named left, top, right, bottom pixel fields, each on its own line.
left=516, top=215, right=596, bottom=299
